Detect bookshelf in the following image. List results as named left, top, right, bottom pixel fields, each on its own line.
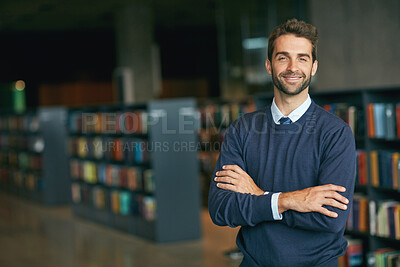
left=197, top=98, right=256, bottom=206
left=255, top=87, right=400, bottom=265
left=67, top=98, right=201, bottom=243
left=0, top=107, right=70, bottom=205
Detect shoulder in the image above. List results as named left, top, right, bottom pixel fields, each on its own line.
left=311, top=103, right=354, bottom=143
left=230, top=107, right=269, bottom=132
left=313, top=103, right=350, bottom=130
left=222, top=108, right=269, bottom=142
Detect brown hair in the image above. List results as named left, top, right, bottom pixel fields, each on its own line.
left=268, top=18, right=318, bottom=62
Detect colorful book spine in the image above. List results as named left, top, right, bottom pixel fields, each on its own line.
left=323, top=103, right=360, bottom=136
left=372, top=200, right=400, bottom=239
left=338, top=237, right=363, bottom=267
left=396, top=104, right=400, bottom=138
left=369, top=150, right=400, bottom=189
left=367, top=103, right=375, bottom=138
left=374, top=103, right=387, bottom=139
left=386, top=103, right=396, bottom=140
left=356, top=150, right=368, bottom=185
left=70, top=110, right=149, bottom=135
left=367, top=103, right=400, bottom=140
left=346, top=194, right=369, bottom=233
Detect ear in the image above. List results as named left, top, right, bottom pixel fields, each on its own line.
left=311, top=60, right=318, bottom=76
left=265, top=59, right=272, bottom=75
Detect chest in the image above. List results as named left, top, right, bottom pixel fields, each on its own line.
left=243, top=130, right=321, bottom=192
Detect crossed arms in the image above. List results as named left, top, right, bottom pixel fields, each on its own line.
left=208, top=123, right=356, bottom=233
left=215, top=164, right=349, bottom=218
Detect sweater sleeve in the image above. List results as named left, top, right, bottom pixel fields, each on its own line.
left=281, top=125, right=356, bottom=233
left=208, top=122, right=277, bottom=227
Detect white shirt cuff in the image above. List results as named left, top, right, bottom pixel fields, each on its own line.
left=271, top=192, right=283, bottom=220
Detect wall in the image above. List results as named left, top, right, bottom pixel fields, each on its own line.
left=39, top=82, right=115, bottom=106
left=310, top=0, right=400, bottom=91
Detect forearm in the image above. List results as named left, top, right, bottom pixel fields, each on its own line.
left=282, top=206, right=350, bottom=233
left=277, top=182, right=354, bottom=233
left=208, top=186, right=278, bottom=227
left=277, top=125, right=356, bottom=233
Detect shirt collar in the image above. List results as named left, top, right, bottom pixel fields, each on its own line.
left=271, top=94, right=312, bottom=124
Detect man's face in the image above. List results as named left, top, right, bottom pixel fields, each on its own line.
left=266, top=34, right=318, bottom=96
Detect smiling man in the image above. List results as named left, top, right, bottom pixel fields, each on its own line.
left=208, top=19, right=356, bottom=267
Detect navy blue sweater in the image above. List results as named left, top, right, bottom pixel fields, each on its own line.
left=208, top=101, right=356, bottom=267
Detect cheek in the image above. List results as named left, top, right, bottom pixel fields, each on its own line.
left=271, top=64, right=286, bottom=75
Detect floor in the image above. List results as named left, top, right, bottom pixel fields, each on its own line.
left=0, top=193, right=241, bottom=267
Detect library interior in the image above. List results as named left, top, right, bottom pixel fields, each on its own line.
left=1, top=0, right=400, bottom=266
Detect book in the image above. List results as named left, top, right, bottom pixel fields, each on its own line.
left=376, top=201, right=400, bottom=238
left=92, top=137, right=103, bottom=159
left=386, top=103, right=396, bottom=140
left=396, top=104, right=400, bottom=138
left=374, top=103, right=386, bottom=139
left=356, top=151, right=368, bottom=185
left=348, top=106, right=357, bottom=136
left=71, top=183, right=81, bottom=203
left=127, top=167, right=138, bottom=190
left=367, top=103, right=375, bottom=138
left=111, top=190, right=120, bottom=213
left=370, top=151, right=379, bottom=187
left=340, top=237, right=363, bottom=267
left=369, top=200, right=376, bottom=236
left=395, top=205, right=400, bottom=240
left=359, top=197, right=369, bottom=232
left=143, top=169, right=155, bottom=193
left=119, top=191, right=131, bottom=215
left=392, top=152, right=400, bottom=189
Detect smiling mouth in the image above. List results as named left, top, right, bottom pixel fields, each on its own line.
left=283, top=76, right=302, bottom=82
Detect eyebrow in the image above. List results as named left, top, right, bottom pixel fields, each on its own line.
left=275, top=52, right=311, bottom=58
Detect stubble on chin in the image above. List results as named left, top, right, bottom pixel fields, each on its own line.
left=271, top=70, right=312, bottom=96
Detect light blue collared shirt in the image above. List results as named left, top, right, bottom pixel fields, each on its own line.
left=271, top=94, right=312, bottom=124
left=266, top=94, right=312, bottom=220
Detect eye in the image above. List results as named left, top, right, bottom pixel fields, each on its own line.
left=278, top=56, right=287, bottom=61
left=299, top=57, right=308, bottom=62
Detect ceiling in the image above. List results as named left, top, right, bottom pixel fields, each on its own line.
left=0, top=0, right=217, bottom=32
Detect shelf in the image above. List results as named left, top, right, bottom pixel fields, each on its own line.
left=68, top=132, right=148, bottom=139
left=0, top=107, right=70, bottom=205
left=369, top=138, right=400, bottom=143
left=71, top=179, right=154, bottom=195
left=372, top=234, right=400, bottom=243
left=354, top=185, right=368, bottom=193
left=345, top=230, right=370, bottom=238
left=68, top=98, right=201, bottom=243
left=69, top=156, right=151, bottom=168
left=256, top=87, right=400, bottom=257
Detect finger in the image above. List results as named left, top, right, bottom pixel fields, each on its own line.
left=216, top=182, right=237, bottom=192
left=319, top=184, right=346, bottom=193
left=325, top=191, right=349, bottom=204
left=223, top=165, right=250, bottom=177
left=214, top=176, right=237, bottom=185
left=216, top=170, right=240, bottom=179
left=317, top=207, right=338, bottom=218
left=324, top=198, right=348, bottom=210
left=222, top=165, right=244, bottom=174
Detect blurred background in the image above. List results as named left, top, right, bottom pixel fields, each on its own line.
left=0, top=0, right=399, bottom=266
left=1, top=0, right=399, bottom=107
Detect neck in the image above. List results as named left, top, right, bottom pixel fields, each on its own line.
left=273, top=88, right=309, bottom=116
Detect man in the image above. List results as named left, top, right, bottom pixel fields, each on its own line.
left=208, top=18, right=356, bottom=267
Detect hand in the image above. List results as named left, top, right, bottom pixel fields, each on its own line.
left=214, top=165, right=264, bottom=196
left=278, top=184, right=349, bottom=218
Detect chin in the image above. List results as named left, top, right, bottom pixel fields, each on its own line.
left=277, top=87, right=306, bottom=96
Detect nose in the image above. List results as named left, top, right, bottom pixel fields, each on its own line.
left=287, top=59, right=299, bottom=72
